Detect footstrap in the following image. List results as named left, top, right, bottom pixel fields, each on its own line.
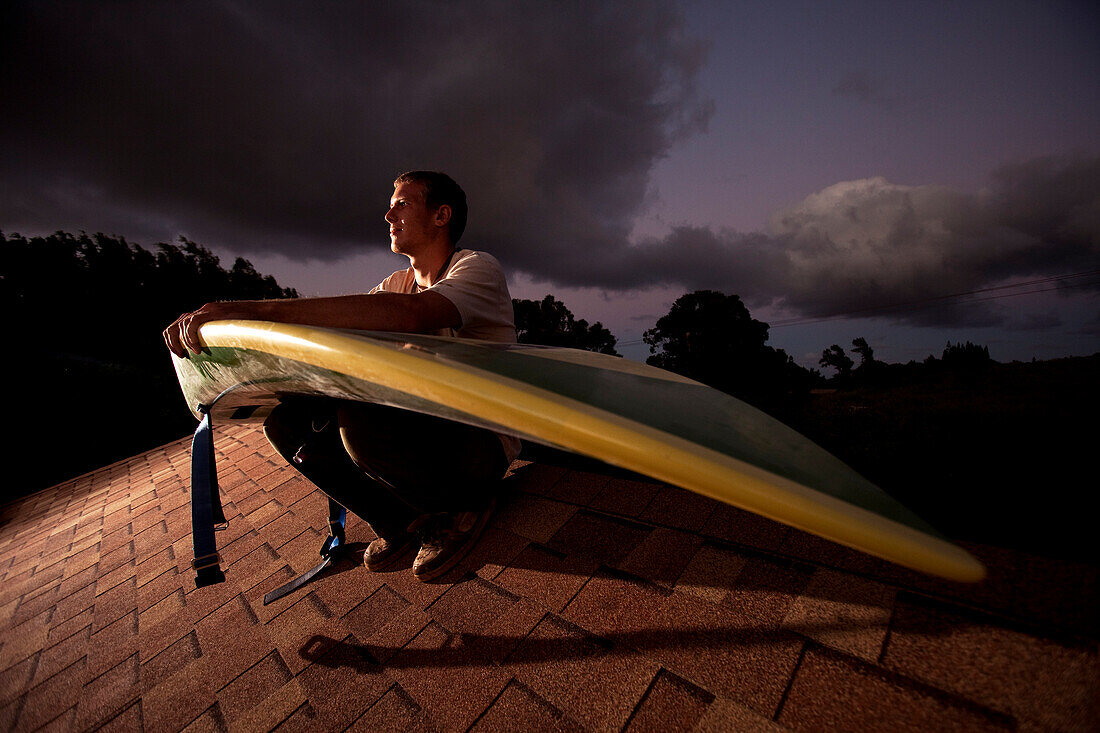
left=190, top=408, right=227, bottom=588
left=263, top=498, right=347, bottom=605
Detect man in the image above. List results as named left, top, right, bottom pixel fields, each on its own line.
left=164, top=171, right=520, bottom=580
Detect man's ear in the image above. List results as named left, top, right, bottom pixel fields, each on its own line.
left=434, top=204, right=452, bottom=228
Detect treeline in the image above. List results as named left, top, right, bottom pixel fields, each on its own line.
left=3, top=230, right=296, bottom=365
left=514, top=290, right=818, bottom=415
left=819, top=337, right=995, bottom=387
left=2, top=231, right=298, bottom=497
left=513, top=294, right=618, bottom=355
left=517, top=289, right=1010, bottom=416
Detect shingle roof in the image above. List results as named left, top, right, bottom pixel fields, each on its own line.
left=2, top=424, right=1097, bottom=731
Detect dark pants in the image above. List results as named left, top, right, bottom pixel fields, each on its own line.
left=264, top=400, right=509, bottom=540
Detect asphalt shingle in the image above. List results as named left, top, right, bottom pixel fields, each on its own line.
left=1, top=423, right=1097, bottom=731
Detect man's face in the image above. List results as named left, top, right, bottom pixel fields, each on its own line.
left=385, top=181, right=440, bottom=256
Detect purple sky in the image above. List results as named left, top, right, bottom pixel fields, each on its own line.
left=3, top=0, right=1097, bottom=367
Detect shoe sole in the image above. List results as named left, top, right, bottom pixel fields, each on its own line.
left=413, top=501, right=494, bottom=582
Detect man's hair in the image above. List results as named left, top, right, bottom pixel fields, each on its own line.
left=394, top=171, right=468, bottom=244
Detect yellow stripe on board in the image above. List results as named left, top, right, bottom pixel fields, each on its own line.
left=196, top=320, right=986, bottom=582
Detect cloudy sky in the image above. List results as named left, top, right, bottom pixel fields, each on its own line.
left=3, top=0, right=1097, bottom=366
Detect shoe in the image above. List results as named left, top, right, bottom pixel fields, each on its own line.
left=364, top=532, right=415, bottom=571
left=409, top=499, right=495, bottom=581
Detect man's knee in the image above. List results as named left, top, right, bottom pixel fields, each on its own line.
left=264, top=401, right=337, bottom=463
left=263, top=406, right=301, bottom=462
left=335, top=403, right=395, bottom=473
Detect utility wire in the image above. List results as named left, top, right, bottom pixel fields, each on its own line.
left=615, top=269, right=1100, bottom=346
left=769, top=270, right=1099, bottom=329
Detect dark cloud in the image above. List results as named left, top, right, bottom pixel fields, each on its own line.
left=2, top=3, right=1095, bottom=331
left=1, top=0, right=712, bottom=270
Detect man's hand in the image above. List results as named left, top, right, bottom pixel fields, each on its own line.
left=163, top=302, right=236, bottom=359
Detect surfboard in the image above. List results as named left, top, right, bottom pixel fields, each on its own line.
left=171, top=320, right=986, bottom=583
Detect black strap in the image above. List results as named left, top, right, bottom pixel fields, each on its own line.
left=190, top=408, right=227, bottom=587
left=263, top=498, right=347, bottom=605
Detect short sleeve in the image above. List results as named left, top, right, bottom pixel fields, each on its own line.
left=428, top=251, right=516, bottom=342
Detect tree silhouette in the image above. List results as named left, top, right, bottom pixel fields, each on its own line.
left=851, top=337, right=874, bottom=368
left=513, top=295, right=619, bottom=355
left=643, top=290, right=812, bottom=410
left=941, top=341, right=993, bottom=377
left=819, top=344, right=854, bottom=378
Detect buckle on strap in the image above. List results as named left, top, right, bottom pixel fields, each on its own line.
left=192, top=552, right=222, bottom=572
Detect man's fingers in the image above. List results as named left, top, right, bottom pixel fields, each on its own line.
left=164, top=315, right=191, bottom=358
left=169, top=329, right=187, bottom=358
left=163, top=329, right=179, bottom=359
left=165, top=303, right=224, bottom=358
left=183, top=315, right=205, bottom=355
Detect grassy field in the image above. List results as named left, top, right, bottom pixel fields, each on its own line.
left=786, top=354, right=1097, bottom=564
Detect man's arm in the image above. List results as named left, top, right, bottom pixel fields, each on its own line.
left=163, top=290, right=461, bottom=358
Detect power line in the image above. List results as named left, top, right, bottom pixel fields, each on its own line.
left=614, top=269, right=1100, bottom=346
left=769, top=270, right=1099, bottom=329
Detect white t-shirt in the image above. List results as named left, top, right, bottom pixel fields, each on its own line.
left=371, top=249, right=517, bottom=342
left=371, top=248, right=522, bottom=461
